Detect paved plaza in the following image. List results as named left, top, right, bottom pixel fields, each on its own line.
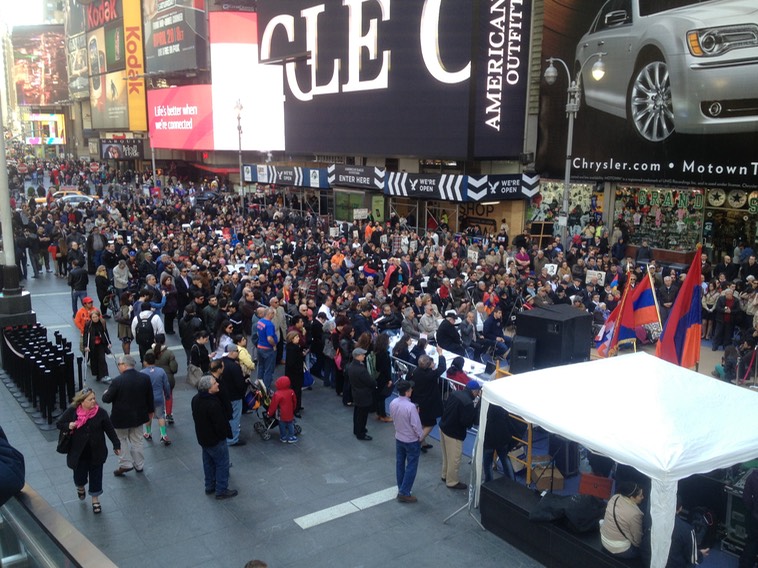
left=1, top=273, right=546, bottom=568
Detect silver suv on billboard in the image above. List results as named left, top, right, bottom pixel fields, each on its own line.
left=576, top=0, right=758, bottom=142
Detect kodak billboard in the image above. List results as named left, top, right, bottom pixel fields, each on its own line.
left=124, top=0, right=147, bottom=131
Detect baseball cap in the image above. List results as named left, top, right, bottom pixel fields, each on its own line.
left=352, top=347, right=367, bottom=357
left=225, top=344, right=239, bottom=353
left=466, top=380, right=483, bottom=391
left=83, top=297, right=93, bottom=304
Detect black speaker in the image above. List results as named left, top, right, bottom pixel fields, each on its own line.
left=548, top=434, right=579, bottom=478
left=509, top=335, right=536, bottom=374
left=515, top=304, right=592, bottom=369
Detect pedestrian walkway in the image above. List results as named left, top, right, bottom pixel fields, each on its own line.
left=2, top=273, right=544, bottom=568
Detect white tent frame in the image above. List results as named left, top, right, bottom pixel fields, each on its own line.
left=474, top=352, right=758, bottom=568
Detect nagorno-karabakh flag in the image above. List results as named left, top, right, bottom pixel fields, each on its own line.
left=656, top=245, right=703, bottom=368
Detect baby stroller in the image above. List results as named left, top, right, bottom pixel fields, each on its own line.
left=250, top=380, right=302, bottom=441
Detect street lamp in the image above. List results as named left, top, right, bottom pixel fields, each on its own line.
left=543, top=52, right=606, bottom=248
left=234, top=99, right=243, bottom=192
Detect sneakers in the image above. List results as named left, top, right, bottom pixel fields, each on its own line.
left=215, top=489, right=238, bottom=500
left=166, top=414, right=174, bottom=424
left=160, top=436, right=172, bottom=446
left=143, top=432, right=153, bottom=441
left=102, top=376, right=112, bottom=384
left=280, top=437, right=288, bottom=443
left=287, top=436, right=298, bottom=443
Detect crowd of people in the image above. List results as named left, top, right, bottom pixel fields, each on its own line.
left=5, top=158, right=758, bottom=568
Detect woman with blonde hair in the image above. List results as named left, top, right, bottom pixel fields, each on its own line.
left=94, top=265, right=112, bottom=318
left=56, top=388, right=121, bottom=514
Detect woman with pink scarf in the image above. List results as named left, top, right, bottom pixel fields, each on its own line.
left=57, top=388, right=121, bottom=514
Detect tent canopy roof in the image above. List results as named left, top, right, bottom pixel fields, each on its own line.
left=481, top=351, right=758, bottom=483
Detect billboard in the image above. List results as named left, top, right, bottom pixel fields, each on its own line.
left=124, top=0, right=148, bottom=131
left=142, top=0, right=208, bottom=74
left=65, top=0, right=90, bottom=99
left=256, top=0, right=530, bottom=159
left=12, top=26, right=68, bottom=106
left=147, top=84, right=214, bottom=149
left=209, top=11, right=285, bottom=151
left=26, top=114, right=67, bottom=145
left=86, top=0, right=128, bottom=128
left=536, top=0, right=758, bottom=189
left=101, top=138, right=144, bottom=159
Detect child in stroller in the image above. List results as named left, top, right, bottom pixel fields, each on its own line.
left=250, top=377, right=302, bottom=441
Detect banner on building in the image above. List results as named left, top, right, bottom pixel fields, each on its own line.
left=100, top=137, right=144, bottom=159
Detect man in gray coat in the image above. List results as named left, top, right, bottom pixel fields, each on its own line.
left=102, top=355, right=154, bottom=476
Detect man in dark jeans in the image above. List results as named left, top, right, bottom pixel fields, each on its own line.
left=191, top=375, right=237, bottom=500
left=346, top=348, right=375, bottom=441
left=68, top=259, right=89, bottom=317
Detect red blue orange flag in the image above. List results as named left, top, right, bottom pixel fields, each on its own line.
left=597, top=270, right=659, bottom=357
left=656, top=245, right=702, bottom=368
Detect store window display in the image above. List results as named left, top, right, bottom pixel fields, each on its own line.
left=613, top=187, right=703, bottom=251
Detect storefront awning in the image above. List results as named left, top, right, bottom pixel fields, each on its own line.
left=192, top=163, right=239, bottom=175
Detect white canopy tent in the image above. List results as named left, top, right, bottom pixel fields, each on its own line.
left=474, top=352, right=758, bottom=568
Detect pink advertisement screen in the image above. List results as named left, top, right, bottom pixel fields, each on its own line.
left=147, top=85, right=214, bottom=150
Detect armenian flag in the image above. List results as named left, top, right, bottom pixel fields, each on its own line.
left=598, top=270, right=660, bottom=357
left=656, top=245, right=702, bottom=368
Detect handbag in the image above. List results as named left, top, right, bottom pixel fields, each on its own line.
left=303, top=366, right=314, bottom=388
left=334, top=350, right=343, bottom=371
left=187, top=364, right=203, bottom=388
left=56, top=429, right=72, bottom=454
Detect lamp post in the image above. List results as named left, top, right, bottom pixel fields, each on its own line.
left=234, top=99, right=243, bottom=192
left=543, top=53, right=606, bottom=248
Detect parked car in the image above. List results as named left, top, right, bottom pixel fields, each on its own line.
left=576, top=0, right=758, bottom=142
left=58, top=194, right=99, bottom=207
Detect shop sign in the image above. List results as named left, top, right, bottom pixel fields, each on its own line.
left=327, top=164, right=384, bottom=191
left=467, top=174, right=537, bottom=201
left=386, top=172, right=465, bottom=202
left=636, top=188, right=703, bottom=210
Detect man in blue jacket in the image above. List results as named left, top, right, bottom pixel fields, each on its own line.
left=482, top=306, right=511, bottom=359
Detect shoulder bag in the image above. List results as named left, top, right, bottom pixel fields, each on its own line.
left=56, top=429, right=72, bottom=454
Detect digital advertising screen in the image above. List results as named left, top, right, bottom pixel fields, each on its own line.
left=147, top=84, right=214, bottom=149
left=12, top=26, right=68, bottom=106
left=209, top=11, right=285, bottom=152
left=255, top=0, right=530, bottom=159
left=142, top=0, right=208, bottom=74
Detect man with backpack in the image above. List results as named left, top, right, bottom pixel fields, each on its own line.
left=131, top=304, right=165, bottom=364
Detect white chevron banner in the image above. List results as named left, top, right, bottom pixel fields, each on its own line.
left=467, top=176, right=489, bottom=201
left=521, top=173, right=540, bottom=198
left=327, top=164, right=336, bottom=185
left=374, top=167, right=385, bottom=190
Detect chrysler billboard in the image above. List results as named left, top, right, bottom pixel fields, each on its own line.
left=536, top=0, right=758, bottom=189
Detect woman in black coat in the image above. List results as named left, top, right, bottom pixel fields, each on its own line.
left=83, top=310, right=112, bottom=382
left=373, top=333, right=393, bottom=422
left=410, top=347, right=447, bottom=452
left=284, top=330, right=305, bottom=417
left=57, top=388, right=121, bottom=514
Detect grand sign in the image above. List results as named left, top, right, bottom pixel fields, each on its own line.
left=256, top=0, right=530, bottom=158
